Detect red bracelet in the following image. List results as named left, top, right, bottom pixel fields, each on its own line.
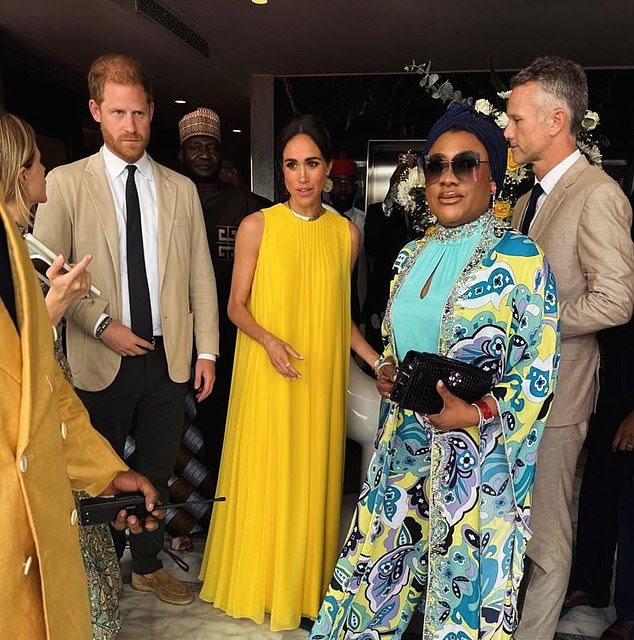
left=472, top=399, right=494, bottom=427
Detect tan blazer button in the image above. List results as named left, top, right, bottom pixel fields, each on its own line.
left=19, top=456, right=28, bottom=473
left=70, top=509, right=78, bottom=526
left=60, top=422, right=68, bottom=439
left=24, top=556, right=33, bottom=576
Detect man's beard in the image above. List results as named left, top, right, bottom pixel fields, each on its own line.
left=102, top=128, right=148, bottom=163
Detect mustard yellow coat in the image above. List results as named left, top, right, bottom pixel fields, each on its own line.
left=0, top=204, right=127, bottom=639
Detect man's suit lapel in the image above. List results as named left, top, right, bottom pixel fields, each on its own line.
left=84, top=153, right=122, bottom=294
left=152, top=159, right=177, bottom=287
left=530, top=156, right=589, bottom=241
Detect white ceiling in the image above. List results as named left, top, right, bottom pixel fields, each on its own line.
left=2, top=0, right=634, bottom=133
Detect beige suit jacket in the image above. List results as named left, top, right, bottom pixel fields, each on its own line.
left=1, top=202, right=127, bottom=639
left=512, top=155, right=634, bottom=426
left=34, top=151, right=219, bottom=392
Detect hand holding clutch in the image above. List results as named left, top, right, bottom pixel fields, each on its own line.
left=390, top=351, right=493, bottom=414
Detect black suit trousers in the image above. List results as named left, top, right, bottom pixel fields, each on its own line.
left=77, top=341, right=187, bottom=574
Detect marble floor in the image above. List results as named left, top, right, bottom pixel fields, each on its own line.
left=118, top=539, right=306, bottom=640
left=117, top=533, right=616, bottom=640
left=117, top=451, right=616, bottom=640
left=116, top=495, right=364, bottom=640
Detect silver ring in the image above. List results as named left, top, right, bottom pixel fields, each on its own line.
left=626, top=444, right=634, bottom=450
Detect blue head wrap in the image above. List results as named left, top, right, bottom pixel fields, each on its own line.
left=423, top=102, right=508, bottom=190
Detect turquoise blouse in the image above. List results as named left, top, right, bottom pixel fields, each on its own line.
left=391, top=215, right=485, bottom=359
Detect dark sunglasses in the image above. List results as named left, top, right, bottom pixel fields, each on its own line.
left=423, top=150, right=489, bottom=183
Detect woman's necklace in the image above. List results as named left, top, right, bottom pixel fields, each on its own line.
left=286, top=201, right=325, bottom=222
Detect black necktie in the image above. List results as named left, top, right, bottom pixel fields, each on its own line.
left=520, top=183, right=544, bottom=235
left=125, top=165, right=153, bottom=341
left=0, top=218, right=19, bottom=330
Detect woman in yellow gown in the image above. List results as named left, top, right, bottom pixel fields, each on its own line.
left=199, top=115, right=378, bottom=631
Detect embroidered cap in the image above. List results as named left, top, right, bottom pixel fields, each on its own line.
left=178, top=107, right=221, bottom=144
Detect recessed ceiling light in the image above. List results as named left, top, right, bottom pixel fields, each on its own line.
left=232, top=129, right=242, bottom=133
left=175, top=99, right=187, bottom=104
left=251, top=0, right=268, bottom=4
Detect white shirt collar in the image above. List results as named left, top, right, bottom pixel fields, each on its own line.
left=537, top=149, right=581, bottom=195
left=101, top=144, right=153, bottom=181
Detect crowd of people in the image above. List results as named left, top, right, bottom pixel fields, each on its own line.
left=1, top=51, right=633, bottom=640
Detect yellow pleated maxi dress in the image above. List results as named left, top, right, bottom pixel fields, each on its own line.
left=199, top=203, right=352, bottom=631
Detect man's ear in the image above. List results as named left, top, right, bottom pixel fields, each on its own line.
left=551, top=107, right=568, bottom=136
left=88, top=99, right=102, bottom=124
left=148, top=102, right=155, bottom=122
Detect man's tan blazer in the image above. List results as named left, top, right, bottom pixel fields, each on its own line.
left=34, top=151, right=219, bottom=392
left=513, top=155, right=634, bottom=426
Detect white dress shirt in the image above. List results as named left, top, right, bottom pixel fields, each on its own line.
left=97, top=145, right=215, bottom=359
left=102, top=144, right=162, bottom=335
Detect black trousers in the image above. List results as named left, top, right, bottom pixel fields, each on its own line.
left=571, top=389, right=634, bottom=620
left=77, top=340, right=187, bottom=574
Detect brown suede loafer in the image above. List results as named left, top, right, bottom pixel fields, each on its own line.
left=131, top=568, right=194, bottom=605
left=600, top=619, right=634, bottom=640
left=563, top=588, right=610, bottom=610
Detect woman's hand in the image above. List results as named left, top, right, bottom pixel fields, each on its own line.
left=262, top=334, right=303, bottom=379
left=45, top=253, right=93, bottom=325
left=376, top=358, right=397, bottom=399
left=427, top=380, right=481, bottom=431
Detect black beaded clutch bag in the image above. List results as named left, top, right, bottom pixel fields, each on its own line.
left=390, top=350, right=493, bottom=414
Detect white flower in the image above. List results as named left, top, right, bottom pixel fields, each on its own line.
left=577, top=139, right=603, bottom=167
left=495, top=112, right=509, bottom=129
left=394, top=166, right=425, bottom=213
left=406, top=165, right=425, bottom=189
left=587, top=145, right=603, bottom=166
left=497, top=90, right=512, bottom=100
left=581, top=110, right=600, bottom=131
left=505, top=163, right=529, bottom=184
left=474, top=99, right=493, bottom=115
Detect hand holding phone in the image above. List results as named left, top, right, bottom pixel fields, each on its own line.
left=78, top=492, right=225, bottom=526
